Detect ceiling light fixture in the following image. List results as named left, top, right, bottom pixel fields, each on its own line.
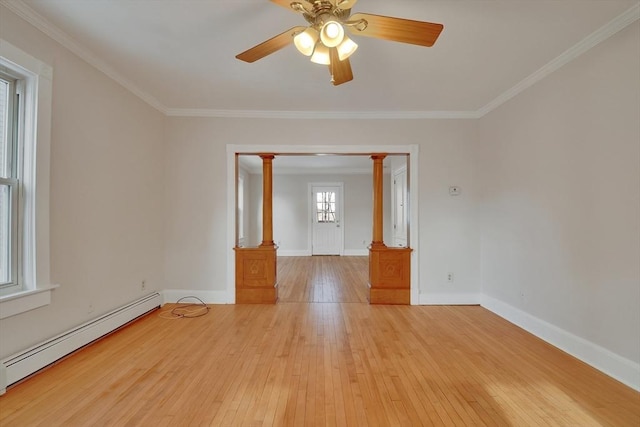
left=236, top=0, right=444, bottom=86
left=295, top=1, right=357, bottom=68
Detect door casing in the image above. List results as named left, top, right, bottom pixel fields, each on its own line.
left=226, top=144, right=419, bottom=304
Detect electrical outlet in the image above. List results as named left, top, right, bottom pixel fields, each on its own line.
left=141, top=280, right=147, bottom=291
left=88, top=303, right=94, bottom=314
left=447, top=272, right=454, bottom=283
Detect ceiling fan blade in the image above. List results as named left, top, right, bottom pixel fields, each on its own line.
left=348, top=13, right=443, bottom=47
left=329, top=48, right=353, bottom=86
left=236, top=26, right=306, bottom=63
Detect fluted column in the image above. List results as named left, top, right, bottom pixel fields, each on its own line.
left=371, top=153, right=387, bottom=248
left=260, top=153, right=275, bottom=247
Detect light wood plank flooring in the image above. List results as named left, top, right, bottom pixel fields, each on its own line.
left=1, top=303, right=638, bottom=426
left=277, top=256, right=369, bottom=303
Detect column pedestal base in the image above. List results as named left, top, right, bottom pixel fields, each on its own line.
left=234, top=246, right=278, bottom=304
left=368, top=246, right=412, bottom=305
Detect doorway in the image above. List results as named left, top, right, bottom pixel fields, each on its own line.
left=226, top=144, right=420, bottom=304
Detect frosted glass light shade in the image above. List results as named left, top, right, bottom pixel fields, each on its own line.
left=294, top=28, right=319, bottom=56
left=337, top=36, right=358, bottom=61
left=310, top=43, right=331, bottom=65
left=320, top=21, right=344, bottom=48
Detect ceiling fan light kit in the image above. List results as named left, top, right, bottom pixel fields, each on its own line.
left=236, top=0, right=444, bottom=86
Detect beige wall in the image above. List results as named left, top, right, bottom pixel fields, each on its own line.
left=162, top=118, right=481, bottom=301
left=477, top=22, right=640, bottom=364
left=0, top=6, right=165, bottom=357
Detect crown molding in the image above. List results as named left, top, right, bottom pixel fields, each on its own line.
left=0, top=0, right=168, bottom=114
left=3, top=0, right=638, bottom=120
left=163, top=108, right=481, bottom=120
left=477, top=2, right=640, bottom=117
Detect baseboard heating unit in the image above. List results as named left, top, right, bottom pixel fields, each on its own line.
left=0, top=292, right=161, bottom=394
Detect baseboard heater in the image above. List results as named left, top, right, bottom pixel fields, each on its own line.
left=0, top=292, right=161, bottom=394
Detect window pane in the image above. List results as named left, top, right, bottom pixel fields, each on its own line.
left=0, top=79, right=9, bottom=178
left=0, top=184, right=10, bottom=284
left=316, top=191, right=336, bottom=223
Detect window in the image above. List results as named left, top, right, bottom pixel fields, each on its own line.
left=0, top=39, right=54, bottom=319
left=316, top=191, right=336, bottom=223
left=0, top=71, right=19, bottom=294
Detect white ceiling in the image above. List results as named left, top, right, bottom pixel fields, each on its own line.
left=9, top=0, right=639, bottom=117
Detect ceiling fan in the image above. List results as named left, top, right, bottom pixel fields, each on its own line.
left=236, top=0, right=444, bottom=86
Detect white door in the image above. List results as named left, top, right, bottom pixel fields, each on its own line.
left=311, top=184, right=343, bottom=255
left=392, top=168, right=408, bottom=247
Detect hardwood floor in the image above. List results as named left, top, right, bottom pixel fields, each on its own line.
left=1, top=303, right=638, bottom=426
left=277, top=256, right=369, bottom=303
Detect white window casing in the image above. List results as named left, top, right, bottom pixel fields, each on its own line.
left=0, top=39, right=55, bottom=319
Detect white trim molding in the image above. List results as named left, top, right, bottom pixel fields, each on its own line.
left=164, top=108, right=481, bottom=120
left=481, top=295, right=640, bottom=391
left=0, top=285, right=59, bottom=320
left=0, top=0, right=167, bottom=113
left=0, top=39, right=55, bottom=317
left=477, top=3, right=640, bottom=117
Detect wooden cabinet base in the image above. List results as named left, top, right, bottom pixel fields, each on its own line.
left=235, top=246, right=278, bottom=304
left=369, top=246, right=412, bottom=305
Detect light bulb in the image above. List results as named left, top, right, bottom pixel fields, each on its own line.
left=293, top=28, right=319, bottom=57
left=326, top=22, right=340, bottom=38
left=320, top=21, right=345, bottom=48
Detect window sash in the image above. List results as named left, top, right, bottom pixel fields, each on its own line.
left=0, top=71, right=21, bottom=293
left=0, top=178, right=18, bottom=289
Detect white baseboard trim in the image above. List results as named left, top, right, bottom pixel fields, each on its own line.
left=419, top=292, right=482, bottom=305
left=343, top=249, right=368, bottom=256
left=162, top=289, right=232, bottom=305
left=277, top=250, right=311, bottom=257
left=481, top=295, right=640, bottom=391
left=0, top=293, right=161, bottom=394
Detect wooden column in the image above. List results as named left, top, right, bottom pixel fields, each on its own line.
left=368, top=153, right=412, bottom=304
left=260, top=154, right=275, bottom=247
left=235, top=153, right=278, bottom=304
left=371, top=154, right=387, bottom=249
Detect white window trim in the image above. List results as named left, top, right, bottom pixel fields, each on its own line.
left=0, top=39, right=55, bottom=320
